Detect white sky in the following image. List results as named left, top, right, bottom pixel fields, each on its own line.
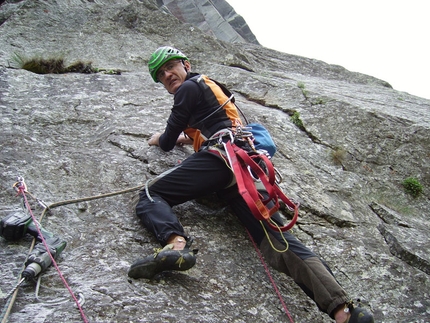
left=227, top=0, right=430, bottom=100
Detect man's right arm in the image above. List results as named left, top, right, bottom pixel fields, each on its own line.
left=148, top=132, right=162, bottom=146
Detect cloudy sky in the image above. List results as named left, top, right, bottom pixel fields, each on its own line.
left=227, top=0, right=430, bottom=100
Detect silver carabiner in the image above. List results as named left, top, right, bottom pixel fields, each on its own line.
left=274, top=167, right=283, bottom=184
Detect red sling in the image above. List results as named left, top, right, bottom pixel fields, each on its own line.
left=224, top=140, right=298, bottom=232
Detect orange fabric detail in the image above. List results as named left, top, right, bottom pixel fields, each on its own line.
left=187, top=76, right=243, bottom=152
left=201, top=75, right=242, bottom=126
left=184, top=128, right=206, bottom=152
left=255, top=199, right=270, bottom=219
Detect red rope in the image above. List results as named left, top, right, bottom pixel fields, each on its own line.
left=18, top=185, right=89, bottom=323
left=246, top=229, right=295, bottom=323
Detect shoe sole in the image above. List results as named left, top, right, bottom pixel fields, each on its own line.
left=128, top=249, right=197, bottom=279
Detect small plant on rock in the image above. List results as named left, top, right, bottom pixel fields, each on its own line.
left=11, top=53, right=121, bottom=74
left=65, top=61, right=96, bottom=74
left=402, top=177, right=423, bottom=198
left=12, top=53, right=68, bottom=74
left=297, top=81, right=308, bottom=97
left=313, top=97, right=327, bottom=105
left=290, top=111, right=304, bottom=130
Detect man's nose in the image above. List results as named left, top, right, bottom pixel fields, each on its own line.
left=164, top=70, right=174, bottom=79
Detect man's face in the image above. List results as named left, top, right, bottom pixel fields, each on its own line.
left=157, top=59, right=190, bottom=94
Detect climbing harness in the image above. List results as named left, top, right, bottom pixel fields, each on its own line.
left=224, top=137, right=298, bottom=231
left=205, top=126, right=299, bottom=233
left=1, top=176, right=144, bottom=323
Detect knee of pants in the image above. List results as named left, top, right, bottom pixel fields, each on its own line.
left=260, top=234, right=291, bottom=275
left=259, top=231, right=319, bottom=275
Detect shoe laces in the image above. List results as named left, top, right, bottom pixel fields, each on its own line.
left=152, top=243, right=174, bottom=258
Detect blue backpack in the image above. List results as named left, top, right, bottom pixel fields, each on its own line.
left=247, top=122, right=276, bottom=157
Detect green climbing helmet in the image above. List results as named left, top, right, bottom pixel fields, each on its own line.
left=148, top=46, right=188, bottom=83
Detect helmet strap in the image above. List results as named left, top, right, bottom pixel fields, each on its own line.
left=181, top=59, right=191, bottom=72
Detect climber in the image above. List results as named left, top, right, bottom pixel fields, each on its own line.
left=128, top=46, right=374, bottom=323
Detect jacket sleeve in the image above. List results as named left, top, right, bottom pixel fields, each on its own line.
left=158, top=80, right=200, bottom=151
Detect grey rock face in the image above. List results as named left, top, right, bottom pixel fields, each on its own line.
left=0, top=1, right=429, bottom=322
left=157, top=0, right=259, bottom=44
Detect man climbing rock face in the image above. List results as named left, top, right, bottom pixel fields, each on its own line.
left=128, top=46, right=374, bottom=323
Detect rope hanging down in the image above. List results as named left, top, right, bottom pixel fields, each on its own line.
left=19, top=184, right=89, bottom=323
left=246, top=228, right=295, bottom=323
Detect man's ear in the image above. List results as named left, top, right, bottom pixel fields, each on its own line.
left=183, top=60, right=191, bottom=72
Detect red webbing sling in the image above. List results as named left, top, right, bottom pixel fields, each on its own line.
left=224, top=140, right=298, bottom=232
